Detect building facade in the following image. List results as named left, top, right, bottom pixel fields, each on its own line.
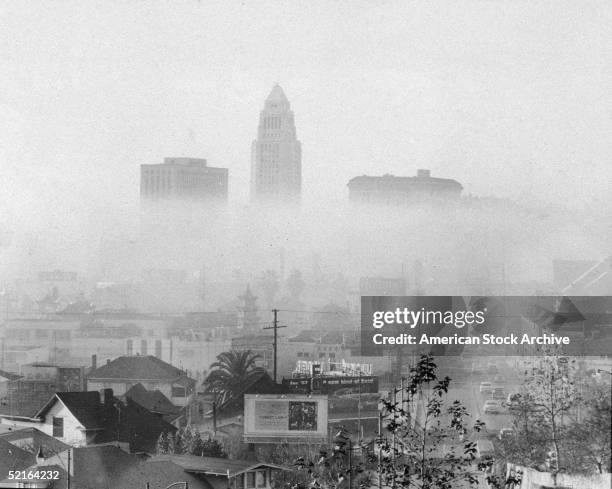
left=140, top=157, right=228, bottom=202
left=348, top=169, right=463, bottom=205
left=86, top=355, right=196, bottom=408
left=250, top=85, right=302, bottom=205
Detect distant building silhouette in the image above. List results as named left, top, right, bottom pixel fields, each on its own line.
left=140, top=157, right=228, bottom=202
left=348, top=169, right=462, bottom=205
left=250, top=84, right=302, bottom=205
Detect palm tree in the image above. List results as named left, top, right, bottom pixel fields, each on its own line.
left=204, top=350, right=265, bottom=405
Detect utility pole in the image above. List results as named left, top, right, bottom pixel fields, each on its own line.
left=377, top=412, right=382, bottom=489
left=348, top=437, right=352, bottom=489
left=212, top=400, right=217, bottom=436
left=263, top=309, right=286, bottom=383
left=67, top=448, right=71, bottom=489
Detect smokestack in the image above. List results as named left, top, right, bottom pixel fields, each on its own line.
left=91, top=354, right=97, bottom=370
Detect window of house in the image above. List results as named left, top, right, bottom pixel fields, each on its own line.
left=172, top=386, right=186, bottom=397
left=52, top=417, right=64, bottom=438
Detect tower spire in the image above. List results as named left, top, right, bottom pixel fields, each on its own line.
left=250, top=85, right=302, bottom=205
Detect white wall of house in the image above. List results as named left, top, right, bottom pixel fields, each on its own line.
left=0, top=400, right=86, bottom=446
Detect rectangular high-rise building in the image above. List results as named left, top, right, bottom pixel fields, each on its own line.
left=140, top=157, right=228, bottom=202
left=347, top=169, right=463, bottom=206
left=250, top=85, right=302, bottom=205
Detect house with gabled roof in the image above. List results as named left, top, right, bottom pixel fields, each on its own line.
left=1, top=445, right=288, bottom=489
left=0, top=426, right=69, bottom=455
left=122, top=382, right=183, bottom=426
left=0, top=389, right=176, bottom=453
left=1, top=445, right=212, bottom=489
left=150, top=454, right=289, bottom=489
left=87, top=355, right=196, bottom=408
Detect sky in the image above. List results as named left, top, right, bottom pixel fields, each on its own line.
left=1, top=0, right=611, bottom=225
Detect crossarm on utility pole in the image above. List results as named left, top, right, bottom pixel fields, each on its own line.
left=263, top=309, right=287, bottom=383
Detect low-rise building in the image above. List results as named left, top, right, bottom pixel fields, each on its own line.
left=0, top=389, right=176, bottom=453
left=87, top=355, right=196, bottom=409
left=151, top=454, right=288, bottom=489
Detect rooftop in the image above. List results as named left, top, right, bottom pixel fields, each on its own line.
left=88, top=355, right=188, bottom=381
left=0, top=437, right=35, bottom=475
left=163, top=157, right=207, bottom=166
left=0, top=370, right=21, bottom=381
left=150, top=454, right=287, bottom=477
left=0, top=427, right=70, bottom=459
left=9, top=447, right=212, bottom=489
left=123, top=383, right=179, bottom=415
left=348, top=169, right=462, bottom=189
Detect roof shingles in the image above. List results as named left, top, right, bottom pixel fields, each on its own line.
left=88, top=355, right=186, bottom=380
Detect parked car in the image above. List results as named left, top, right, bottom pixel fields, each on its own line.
left=483, top=400, right=503, bottom=414
left=479, top=381, right=493, bottom=393
left=498, top=427, right=515, bottom=440
left=490, top=386, right=506, bottom=399
left=476, top=439, right=495, bottom=459
left=505, top=393, right=522, bottom=409
left=487, top=364, right=499, bottom=375
left=493, top=374, right=505, bottom=384
left=504, top=392, right=545, bottom=413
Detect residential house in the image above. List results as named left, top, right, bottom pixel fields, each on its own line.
left=1, top=446, right=289, bottom=489
left=87, top=355, right=196, bottom=410
left=0, top=427, right=69, bottom=456
left=0, top=389, right=176, bottom=453
left=150, top=454, right=288, bottom=489
left=122, top=382, right=182, bottom=426
left=1, top=445, right=211, bottom=489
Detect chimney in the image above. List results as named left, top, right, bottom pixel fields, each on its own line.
left=91, top=354, right=97, bottom=370
left=36, top=446, right=44, bottom=464
left=106, top=359, right=111, bottom=365
left=100, top=388, right=114, bottom=405
left=417, top=169, right=431, bottom=178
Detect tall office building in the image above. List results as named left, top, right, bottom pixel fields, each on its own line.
left=250, top=85, right=302, bottom=205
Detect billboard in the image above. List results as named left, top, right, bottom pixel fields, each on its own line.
left=283, top=375, right=379, bottom=394
left=243, top=394, right=328, bottom=443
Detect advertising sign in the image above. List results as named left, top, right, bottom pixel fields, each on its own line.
left=283, top=376, right=379, bottom=394
left=244, top=394, right=328, bottom=443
